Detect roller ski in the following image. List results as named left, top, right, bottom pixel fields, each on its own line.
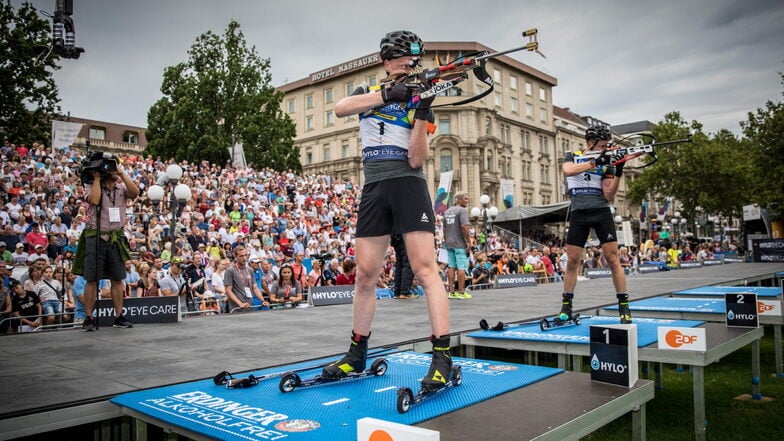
left=396, top=335, right=462, bottom=413
left=397, top=365, right=462, bottom=413
left=540, top=293, right=581, bottom=331
left=278, top=332, right=387, bottom=393
left=278, top=357, right=388, bottom=392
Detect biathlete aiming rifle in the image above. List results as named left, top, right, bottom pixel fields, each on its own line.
left=380, top=28, right=546, bottom=110
left=574, top=133, right=693, bottom=170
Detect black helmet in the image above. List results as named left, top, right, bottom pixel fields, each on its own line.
left=380, top=30, right=424, bottom=60
left=585, top=125, right=611, bottom=141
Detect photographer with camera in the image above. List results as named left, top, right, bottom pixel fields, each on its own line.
left=159, top=257, right=190, bottom=314
left=72, top=152, right=139, bottom=331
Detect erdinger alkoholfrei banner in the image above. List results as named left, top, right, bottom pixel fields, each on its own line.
left=501, top=178, right=515, bottom=209
left=51, top=120, right=84, bottom=150
left=433, top=170, right=453, bottom=215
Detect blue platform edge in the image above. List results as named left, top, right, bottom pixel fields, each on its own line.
left=467, top=316, right=704, bottom=346
left=605, top=297, right=726, bottom=314
left=110, top=352, right=562, bottom=441
left=672, top=286, right=782, bottom=297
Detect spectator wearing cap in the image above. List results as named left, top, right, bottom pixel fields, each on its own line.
left=248, top=256, right=270, bottom=309
left=158, top=257, right=189, bottom=313
left=0, top=242, right=12, bottom=265
left=10, top=278, right=41, bottom=333
left=12, top=243, right=29, bottom=266
left=27, top=244, right=50, bottom=264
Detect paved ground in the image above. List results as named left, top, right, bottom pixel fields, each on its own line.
left=1, top=262, right=782, bottom=419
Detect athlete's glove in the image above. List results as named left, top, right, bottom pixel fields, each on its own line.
left=613, top=160, right=625, bottom=176
left=381, top=82, right=413, bottom=104
left=593, top=150, right=612, bottom=166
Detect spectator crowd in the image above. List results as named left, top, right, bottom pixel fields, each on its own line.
left=0, top=139, right=742, bottom=333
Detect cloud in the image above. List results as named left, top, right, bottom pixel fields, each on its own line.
left=16, top=0, right=783, bottom=134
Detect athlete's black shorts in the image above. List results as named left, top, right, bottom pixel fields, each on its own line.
left=355, top=177, right=436, bottom=237
left=566, top=207, right=618, bottom=247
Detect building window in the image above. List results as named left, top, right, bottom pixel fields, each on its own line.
left=494, top=68, right=502, bottom=84
left=494, top=91, right=502, bottom=108
left=342, top=140, right=349, bottom=158
left=523, top=131, right=531, bottom=150
left=122, top=131, right=138, bottom=144
left=539, top=87, right=546, bottom=101
left=438, top=117, right=451, bottom=135
left=325, top=110, right=334, bottom=126
left=89, top=126, right=106, bottom=140
left=368, top=75, right=377, bottom=87
left=476, top=85, right=485, bottom=103
left=486, top=151, right=494, bottom=172
left=325, top=88, right=334, bottom=104
left=287, top=99, right=295, bottom=114
left=345, top=81, right=354, bottom=97
left=540, top=107, right=547, bottom=123
left=510, top=75, right=518, bottom=90
left=305, top=115, right=313, bottom=131
left=561, top=138, right=570, bottom=155
left=440, top=149, right=453, bottom=172
left=542, top=164, right=550, bottom=183
left=323, top=145, right=331, bottom=162
left=525, top=81, right=533, bottom=96
left=522, top=160, right=531, bottom=180
left=305, top=94, right=313, bottom=110
left=306, top=149, right=313, bottom=165
left=539, top=136, right=548, bottom=153
left=526, top=103, right=533, bottom=119
left=485, top=118, right=492, bottom=136
left=510, top=96, right=518, bottom=113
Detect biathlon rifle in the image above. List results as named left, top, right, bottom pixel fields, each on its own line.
left=574, top=133, right=693, bottom=170
left=380, top=28, right=546, bottom=110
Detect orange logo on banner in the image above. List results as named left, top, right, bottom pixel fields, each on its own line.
left=665, top=329, right=699, bottom=348
left=369, top=429, right=394, bottom=441
left=758, top=302, right=776, bottom=313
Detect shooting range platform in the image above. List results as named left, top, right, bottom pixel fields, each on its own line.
left=461, top=320, right=764, bottom=441
left=110, top=352, right=566, bottom=441
left=1, top=262, right=781, bottom=440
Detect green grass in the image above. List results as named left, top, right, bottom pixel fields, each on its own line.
left=469, top=327, right=784, bottom=440
left=584, top=327, right=784, bottom=440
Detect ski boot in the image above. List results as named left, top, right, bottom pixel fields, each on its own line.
left=617, top=293, right=632, bottom=324
left=540, top=293, right=581, bottom=330
left=421, top=335, right=453, bottom=392
left=321, top=332, right=368, bottom=379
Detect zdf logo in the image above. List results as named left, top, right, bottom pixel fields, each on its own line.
left=658, top=327, right=707, bottom=351
left=665, top=330, right=698, bottom=347
left=757, top=300, right=782, bottom=316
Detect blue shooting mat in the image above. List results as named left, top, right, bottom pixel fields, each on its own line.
left=672, top=286, right=782, bottom=297
left=111, top=352, right=562, bottom=441
left=605, top=297, right=726, bottom=314
left=467, top=316, right=704, bottom=346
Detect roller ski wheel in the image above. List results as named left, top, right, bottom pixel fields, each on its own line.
left=396, top=365, right=462, bottom=414
left=278, top=358, right=388, bottom=393
left=539, top=313, right=581, bottom=331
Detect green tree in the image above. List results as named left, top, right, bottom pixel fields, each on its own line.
left=626, top=112, right=751, bottom=222
left=146, top=20, right=298, bottom=170
left=740, top=71, right=784, bottom=219
left=0, top=2, right=61, bottom=145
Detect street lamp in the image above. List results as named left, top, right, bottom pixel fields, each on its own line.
left=471, top=194, right=498, bottom=250
left=148, top=164, right=192, bottom=255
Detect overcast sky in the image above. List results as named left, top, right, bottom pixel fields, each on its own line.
left=17, top=0, right=784, bottom=135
